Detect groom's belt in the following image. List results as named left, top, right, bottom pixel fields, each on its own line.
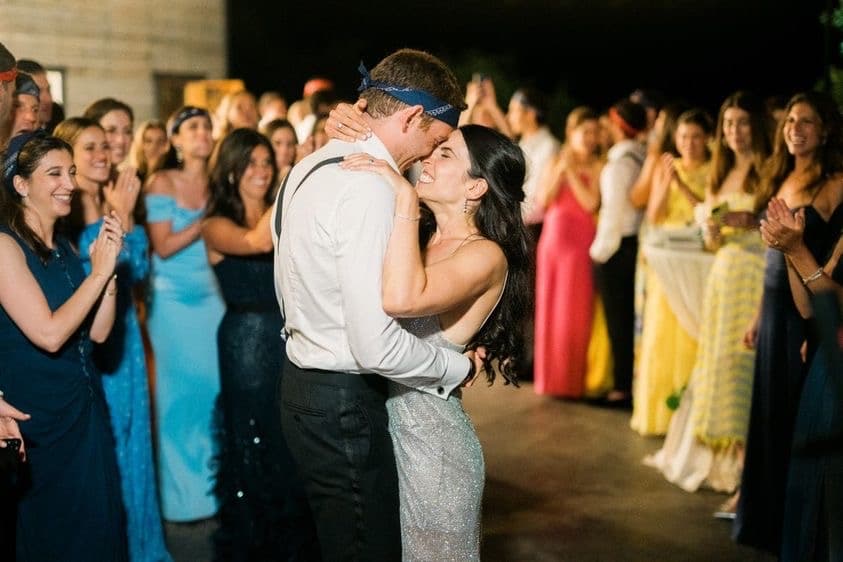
left=284, top=358, right=389, bottom=393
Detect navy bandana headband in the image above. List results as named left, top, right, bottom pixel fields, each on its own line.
left=169, top=106, right=210, bottom=136
left=357, top=62, right=460, bottom=128
left=3, top=130, right=46, bottom=193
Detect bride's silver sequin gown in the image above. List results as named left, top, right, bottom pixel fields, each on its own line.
left=387, top=316, right=484, bottom=561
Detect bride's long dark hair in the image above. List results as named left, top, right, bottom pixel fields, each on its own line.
left=421, top=124, right=531, bottom=385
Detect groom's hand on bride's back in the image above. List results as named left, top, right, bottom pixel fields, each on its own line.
left=462, top=347, right=487, bottom=388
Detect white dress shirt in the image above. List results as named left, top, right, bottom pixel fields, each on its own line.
left=519, top=126, right=560, bottom=224
left=589, top=139, right=646, bottom=264
left=272, top=136, right=469, bottom=398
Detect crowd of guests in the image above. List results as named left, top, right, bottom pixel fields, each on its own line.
left=0, top=35, right=840, bottom=562
left=484, top=79, right=841, bottom=559
left=0, top=41, right=319, bottom=561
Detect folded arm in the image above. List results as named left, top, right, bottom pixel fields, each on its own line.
left=0, top=235, right=114, bottom=353
left=334, top=180, right=469, bottom=396
left=202, top=208, right=274, bottom=256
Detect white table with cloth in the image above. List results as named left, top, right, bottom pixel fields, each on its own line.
left=641, top=231, right=715, bottom=340
left=641, top=229, right=727, bottom=493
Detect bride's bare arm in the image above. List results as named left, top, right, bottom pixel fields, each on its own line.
left=341, top=154, right=505, bottom=317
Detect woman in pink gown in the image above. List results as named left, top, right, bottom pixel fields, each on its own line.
left=534, top=107, right=603, bottom=397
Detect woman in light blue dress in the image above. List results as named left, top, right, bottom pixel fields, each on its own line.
left=145, top=107, right=224, bottom=522
left=54, top=118, right=171, bottom=561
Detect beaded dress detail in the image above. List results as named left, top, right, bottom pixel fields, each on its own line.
left=388, top=315, right=484, bottom=561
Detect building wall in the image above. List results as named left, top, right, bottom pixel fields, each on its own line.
left=0, top=0, right=227, bottom=120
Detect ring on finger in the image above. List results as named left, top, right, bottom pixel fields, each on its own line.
left=337, top=123, right=344, bottom=129
left=369, top=158, right=374, bottom=164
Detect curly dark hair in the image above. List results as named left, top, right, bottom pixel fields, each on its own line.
left=206, top=128, right=278, bottom=225
left=422, top=124, right=531, bottom=385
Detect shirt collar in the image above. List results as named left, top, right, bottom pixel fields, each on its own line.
left=325, top=133, right=401, bottom=173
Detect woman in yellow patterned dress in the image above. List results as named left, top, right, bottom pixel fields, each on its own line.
left=632, top=109, right=713, bottom=436
left=692, top=93, right=771, bottom=500
left=644, top=93, right=773, bottom=500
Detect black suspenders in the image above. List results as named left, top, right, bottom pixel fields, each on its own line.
left=274, top=156, right=343, bottom=334
left=274, top=156, right=344, bottom=243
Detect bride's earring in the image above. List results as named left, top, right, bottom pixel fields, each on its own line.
left=463, top=199, right=469, bottom=214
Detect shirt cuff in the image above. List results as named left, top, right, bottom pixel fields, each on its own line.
left=419, top=350, right=471, bottom=399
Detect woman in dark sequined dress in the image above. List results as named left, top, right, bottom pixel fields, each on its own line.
left=203, top=128, right=318, bottom=561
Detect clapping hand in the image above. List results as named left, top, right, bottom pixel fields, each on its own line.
left=102, top=167, right=141, bottom=227
left=655, top=153, right=676, bottom=192
left=89, top=212, right=124, bottom=279
left=760, top=198, right=805, bottom=253
left=477, top=78, right=500, bottom=110
left=465, top=80, right=482, bottom=109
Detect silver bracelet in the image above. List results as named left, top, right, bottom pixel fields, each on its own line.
left=394, top=212, right=421, bottom=222
left=802, top=267, right=825, bottom=286
left=105, top=274, right=118, bottom=296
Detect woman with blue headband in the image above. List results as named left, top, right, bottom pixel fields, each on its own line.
left=145, top=106, right=225, bottom=523
left=0, top=132, right=127, bottom=560
left=53, top=116, right=171, bottom=562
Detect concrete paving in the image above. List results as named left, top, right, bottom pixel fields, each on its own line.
left=164, top=381, right=772, bottom=561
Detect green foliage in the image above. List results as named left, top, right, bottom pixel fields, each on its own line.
left=826, top=66, right=843, bottom=108
left=818, top=1, right=843, bottom=106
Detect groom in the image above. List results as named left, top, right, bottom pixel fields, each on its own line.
left=272, top=49, right=476, bottom=560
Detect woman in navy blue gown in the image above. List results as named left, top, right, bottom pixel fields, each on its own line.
left=0, top=132, right=127, bottom=560
left=54, top=117, right=170, bottom=562
left=735, top=92, right=843, bottom=555
left=202, top=128, right=318, bottom=560
left=761, top=197, right=843, bottom=560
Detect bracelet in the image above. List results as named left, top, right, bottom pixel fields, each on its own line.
left=105, top=274, right=118, bottom=296
left=0, top=389, right=4, bottom=400
left=394, top=212, right=421, bottom=222
left=802, top=267, right=825, bottom=286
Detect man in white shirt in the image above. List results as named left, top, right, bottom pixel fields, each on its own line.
left=589, top=99, right=647, bottom=408
left=506, top=87, right=560, bottom=226
left=272, top=49, right=473, bottom=561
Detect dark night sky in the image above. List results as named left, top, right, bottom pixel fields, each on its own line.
left=228, top=0, right=833, bottom=131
